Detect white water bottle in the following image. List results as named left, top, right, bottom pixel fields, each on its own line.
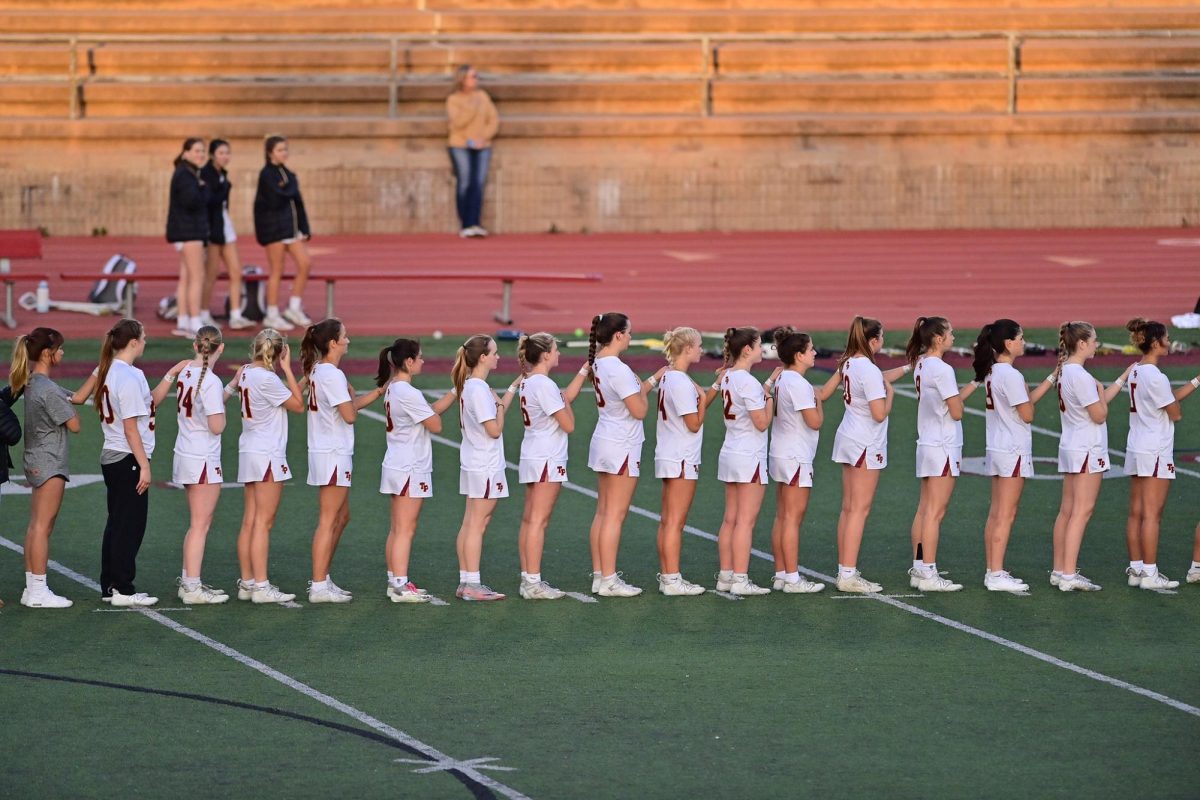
left=36, top=279, right=50, bottom=313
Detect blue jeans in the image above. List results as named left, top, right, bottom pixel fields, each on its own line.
left=448, top=146, right=491, bottom=229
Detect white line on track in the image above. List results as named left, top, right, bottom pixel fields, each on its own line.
left=0, top=536, right=532, bottom=800
left=407, top=392, right=1200, bottom=719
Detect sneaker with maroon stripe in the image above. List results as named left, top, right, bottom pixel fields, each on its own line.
left=459, top=583, right=506, bottom=601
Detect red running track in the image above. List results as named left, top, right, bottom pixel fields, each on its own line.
left=5, top=228, right=1197, bottom=341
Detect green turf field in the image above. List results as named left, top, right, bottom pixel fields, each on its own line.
left=2, top=334, right=1198, bottom=799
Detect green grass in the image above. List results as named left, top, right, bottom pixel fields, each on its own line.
left=1, top=351, right=1198, bottom=799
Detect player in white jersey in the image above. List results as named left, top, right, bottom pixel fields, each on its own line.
left=301, top=319, right=387, bottom=603
left=375, top=338, right=457, bottom=603
left=515, top=333, right=590, bottom=600
left=95, top=319, right=186, bottom=607
left=453, top=334, right=518, bottom=601
left=1122, top=318, right=1200, bottom=590
left=973, top=318, right=1055, bottom=593
left=171, top=326, right=230, bottom=605
left=831, top=316, right=906, bottom=594
left=586, top=312, right=661, bottom=597
left=904, top=317, right=977, bottom=593
left=228, top=329, right=304, bottom=604
left=653, top=327, right=718, bottom=596
left=766, top=327, right=841, bottom=594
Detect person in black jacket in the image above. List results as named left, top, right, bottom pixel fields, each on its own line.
left=166, top=137, right=210, bottom=339
left=0, top=382, right=23, bottom=609
left=201, top=139, right=252, bottom=330
left=253, top=135, right=313, bottom=332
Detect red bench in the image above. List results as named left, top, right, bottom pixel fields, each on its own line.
left=59, top=270, right=603, bottom=325
left=0, top=229, right=45, bottom=329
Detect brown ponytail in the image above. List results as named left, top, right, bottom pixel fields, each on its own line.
left=905, top=316, right=949, bottom=366
left=839, top=316, right=882, bottom=368
left=1126, top=317, right=1167, bottom=354
left=587, top=312, right=628, bottom=366
left=452, top=334, right=493, bottom=396
left=1058, top=321, right=1095, bottom=368
left=9, top=327, right=64, bottom=394
left=376, top=337, right=421, bottom=387
left=300, top=318, right=342, bottom=376
left=773, top=326, right=813, bottom=368
left=95, top=319, right=143, bottom=414
left=722, top=326, right=759, bottom=367
left=972, top=318, right=1021, bottom=382
left=193, top=325, right=223, bottom=398
left=517, top=332, right=555, bottom=374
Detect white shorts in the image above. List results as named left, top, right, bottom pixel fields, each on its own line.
left=768, top=456, right=813, bottom=488
left=588, top=438, right=642, bottom=477
left=222, top=209, right=237, bottom=244
left=307, top=452, right=354, bottom=487
left=717, top=451, right=768, bottom=484
left=1123, top=450, right=1176, bottom=480
left=238, top=452, right=292, bottom=483
left=986, top=450, right=1033, bottom=479
left=832, top=432, right=887, bottom=470
left=380, top=467, right=432, bottom=497
left=655, top=458, right=700, bottom=480
left=172, top=454, right=224, bottom=485
left=518, top=458, right=568, bottom=484
left=460, top=468, right=510, bottom=499
left=916, top=445, right=962, bottom=478
left=280, top=236, right=300, bottom=245
left=172, top=240, right=202, bottom=252
left=1058, top=446, right=1111, bottom=475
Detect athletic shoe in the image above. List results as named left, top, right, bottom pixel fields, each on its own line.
left=308, top=582, right=352, bottom=603
left=590, top=571, right=602, bottom=593
left=283, top=305, right=312, bottom=327
left=198, top=311, right=218, bottom=329
left=908, top=567, right=928, bottom=589
left=773, top=576, right=825, bottom=593
left=658, top=574, right=706, bottom=596
left=326, top=577, right=352, bottom=597
left=519, top=579, right=566, bottom=600
left=236, top=579, right=256, bottom=601
left=597, top=574, right=643, bottom=597
left=835, top=571, right=882, bottom=594
left=178, top=580, right=230, bottom=605
left=228, top=311, right=254, bottom=330
left=1139, top=572, right=1180, bottom=590
left=714, top=572, right=735, bottom=592
left=388, top=582, right=432, bottom=603
left=20, top=586, right=73, bottom=608
left=108, top=590, right=159, bottom=608
left=728, top=576, right=771, bottom=596
left=459, top=583, right=506, bottom=601
left=1186, top=567, right=1200, bottom=584
left=917, top=574, right=963, bottom=592
left=459, top=228, right=473, bottom=239
left=252, top=583, right=296, bottom=604
left=983, top=571, right=1029, bottom=593
left=1126, top=567, right=1143, bottom=587
left=262, top=311, right=294, bottom=331
left=470, top=226, right=489, bottom=238
left=1049, top=571, right=1062, bottom=587
left=171, top=326, right=193, bottom=338
left=1058, top=574, right=1102, bottom=592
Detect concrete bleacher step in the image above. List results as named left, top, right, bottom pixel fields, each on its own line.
left=0, top=44, right=76, bottom=78
left=1020, top=38, right=1200, bottom=72
left=711, top=77, right=1009, bottom=114
left=85, top=42, right=392, bottom=77
left=715, top=40, right=1009, bottom=76
left=1018, top=75, right=1200, bottom=111
left=399, top=42, right=705, bottom=76
left=0, top=82, right=73, bottom=116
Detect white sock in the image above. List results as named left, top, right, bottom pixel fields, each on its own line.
left=838, top=564, right=857, bottom=579
left=289, top=296, right=303, bottom=312
left=459, top=570, right=469, bottom=583
left=464, top=571, right=481, bottom=585
left=1051, top=570, right=1063, bottom=578
left=245, top=580, right=260, bottom=590
left=387, top=571, right=394, bottom=581
left=1131, top=560, right=1144, bottom=571
left=923, top=561, right=937, bottom=575
left=524, top=572, right=541, bottom=584
left=774, top=570, right=786, bottom=580
left=181, top=572, right=200, bottom=590
left=27, top=572, right=47, bottom=591
left=661, top=572, right=681, bottom=582
left=912, top=559, right=922, bottom=572
left=718, top=569, right=734, bottom=581
left=1143, top=564, right=1159, bottom=577
left=1191, top=561, right=1200, bottom=571
left=177, top=313, right=191, bottom=330
left=732, top=572, right=748, bottom=582
left=395, top=575, right=408, bottom=587
left=784, top=571, right=800, bottom=584
left=1062, top=572, right=1077, bottom=581
left=266, top=305, right=280, bottom=318
left=310, top=579, right=328, bottom=592
left=987, top=570, right=1004, bottom=579
left=601, top=573, right=617, bottom=583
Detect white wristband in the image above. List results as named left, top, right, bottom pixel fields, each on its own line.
left=1112, top=377, right=1124, bottom=388
left=711, top=381, right=721, bottom=391
left=1045, top=374, right=1057, bottom=386
left=1191, top=377, right=1200, bottom=389
left=163, top=373, right=177, bottom=384
left=647, top=376, right=658, bottom=387
left=763, top=380, right=774, bottom=392
left=901, top=364, right=911, bottom=375
left=578, top=366, right=590, bottom=377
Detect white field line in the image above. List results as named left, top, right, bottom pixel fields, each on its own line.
left=0, top=536, right=532, bottom=800
left=563, top=591, right=598, bottom=604
left=404, top=393, right=1200, bottom=719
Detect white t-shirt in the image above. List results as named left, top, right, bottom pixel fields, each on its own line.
left=591, top=356, right=644, bottom=447
left=655, top=369, right=703, bottom=464
left=518, top=373, right=568, bottom=462
left=1058, top=362, right=1107, bottom=453
left=719, top=369, right=767, bottom=457
left=238, top=366, right=293, bottom=458
left=100, top=359, right=155, bottom=458
left=383, top=380, right=435, bottom=472
left=984, top=361, right=1032, bottom=454
left=459, top=377, right=504, bottom=472
left=836, top=356, right=888, bottom=449
left=173, top=363, right=224, bottom=460
left=914, top=355, right=963, bottom=448
left=307, top=362, right=354, bottom=456
left=769, top=370, right=819, bottom=463
left=1126, top=363, right=1175, bottom=454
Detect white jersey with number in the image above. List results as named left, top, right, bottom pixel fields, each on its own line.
left=590, top=356, right=644, bottom=447
left=383, top=380, right=435, bottom=472
left=836, top=356, right=888, bottom=450
left=460, top=377, right=504, bottom=472
left=238, top=367, right=292, bottom=458
left=655, top=370, right=703, bottom=464
left=1126, top=363, right=1175, bottom=454
left=173, top=363, right=224, bottom=460
left=1058, top=362, right=1107, bottom=453
left=100, top=359, right=155, bottom=457
left=518, top=373, right=568, bottom=463
left=984, top=362, right=1032, bottom=455
left=719, top=369, right=767, bottom=457
left=915, top=355, right=963, bottom=448
left=307, top=362, right=354, bottom=456
left=769, top=370, right=818, bottom=463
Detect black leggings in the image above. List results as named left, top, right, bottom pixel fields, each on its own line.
left=100, top=454, right=149, bottom=596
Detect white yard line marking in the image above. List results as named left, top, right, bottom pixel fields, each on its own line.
left=425, top=595, right=450, bottom=606
left=281, top=600, right=304, bottom=609
left=93, top=607, right=193, bottom=613
left=0, top=536, right=531, bottom=800
left=563, top=591, right=599, bottom=604
left=711, top=590, right=744, bottom=601
left=830, top=594, right=925, bottom=600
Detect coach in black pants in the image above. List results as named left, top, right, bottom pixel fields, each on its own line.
left=100, top=454, right=149, bottom=598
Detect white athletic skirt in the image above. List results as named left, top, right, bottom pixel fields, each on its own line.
left=588, top=438, right=642, bottom=477
left=380, top=467, right=432, bottom=497
left=238, top=452, right=292, bottom=484
left=1123, top=450, right=1176, bottom=480
left=832, top=431, right=887, bottom=470
left=655, top=458, right=700, bottom=481
left=172, top=454, right=224, bottom=485
left=986, top=450, right=1033, bottom=479
left=1058, top=446, right=1110, bottom=475
left=308, top=452, right=354, bottom=487
left=768, top=456, right=813, bottom=488
left=460, top=468, right=510, bottom=499
left=717, top=450, right=767, bottom=484
left=518, top=458, right=568, bottom=485
left=916, top=444, right=962, bottom=478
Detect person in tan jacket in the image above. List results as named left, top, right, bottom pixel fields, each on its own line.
left=446, top=65, right=499, bottom=238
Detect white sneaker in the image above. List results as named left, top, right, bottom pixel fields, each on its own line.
left=1170, top=311, right=1200, bottom=329
left=836, top=571, right=882, bottom=594
left=283, top=305, right=312, bottom=327
left=171, top=326, right=193, bottom=338
left=1187, top=567, right=1200, bottom=584
left=178, top=580, right=230, bottom=605
left=108, top=590, right=159, bottom=607
left=773, top=576, right=825, bottom=593
left=1058, top=574, right=1102, bottom=592
left=728, top=576, right=770, bottom=596
left=236, top=579, right=256, bottom=601
left=908, top=568, right=926, bottom=589
left=590, top=571, right=601, bottom=593
left=252, top=583, right=297, bottom=604
left=308, top=582, right=352, bottom=603
left=326, top=577, right=352, bottom=597
left=470, top=226, right=489, bottom=238
left=198, top=311, right=218, bottom=329
left=262, top=311, right=294, bottom=331
left=658, top=574, right=706, bottom=596
left=1049, top=571, right=1062, bottom=587
left=519, top=579, right=566, bottom=600
left=1126, top=567, right=1143, bottom=587
left=228, top=311, right=254, bottom=330
left=714, top=572, right=735, bottom=592
left=20, top=586, right=73, bottom=608
left=917, top=574, right=963, bottom=592
left=386, top=581, right=430, bottom=603
left=459, top=228, right=473, bottom=239
left=597, top=574, right=642, bottom=597
left=984, top=571, right=1029, bottom=593
left=1139, top=572, right=1180, bottom=590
